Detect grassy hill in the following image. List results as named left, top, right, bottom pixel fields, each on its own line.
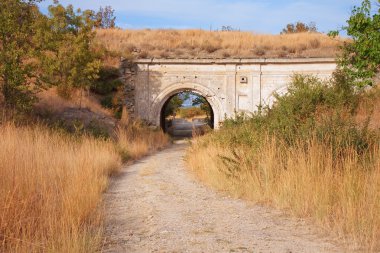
left=95, top=29, right=343, bottom=59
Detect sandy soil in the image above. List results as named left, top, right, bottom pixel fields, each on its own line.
left=102, top=143, right=346, bottom=253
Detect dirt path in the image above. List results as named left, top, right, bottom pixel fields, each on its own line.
left=102, top=143, right=345, bottom=253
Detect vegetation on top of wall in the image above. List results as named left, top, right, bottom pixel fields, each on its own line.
left=95, top=29, right=343, bottom=60
left=281, top=21, right=318, bottom=34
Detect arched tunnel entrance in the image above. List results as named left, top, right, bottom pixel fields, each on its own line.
left=160, top=91, right=214, bottom=138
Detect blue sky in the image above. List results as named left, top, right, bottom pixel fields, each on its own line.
left=39, top=0, right=364, bottom=34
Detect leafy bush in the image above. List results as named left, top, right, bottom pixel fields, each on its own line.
left=91, top=67, right=123, bottom=95
left=281, top=21, right=317, bottom=34
left=222, top=72, right=376, bottom=154
left=114, top=107, right=123, bottom=119
left=87, top=120, right=110, bottom=138
left=187, top=72, right=380, bottom=250
left=101, top=94, right=114, bottom=109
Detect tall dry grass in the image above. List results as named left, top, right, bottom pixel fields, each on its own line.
left=95, top=29, right=343, bottom=59
left=186, top=74, right=380, bottom=251
left=187, top=134, right=380, bottom=251
left=116, top=121, right=170, bottom=161
left=36, top=87, right=112, bottom=117
left=0, top=119, right=170, bottom=252
left=0, top=123, right=122, bottom=252
left=356, top=85, right=380, bottom=129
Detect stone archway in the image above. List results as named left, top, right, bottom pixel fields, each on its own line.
left=149, top=82, right=224, bottom=129
left=126, top=58, right=337, bottom=127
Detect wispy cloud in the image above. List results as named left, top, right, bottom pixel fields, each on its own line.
left=39, top=0, right=361, bottom=33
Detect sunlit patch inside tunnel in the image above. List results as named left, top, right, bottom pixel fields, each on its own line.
left=160, top=91, right=214, bottom=138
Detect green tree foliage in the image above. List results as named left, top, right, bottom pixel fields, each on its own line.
left=221, top=26, right=237, bottom=32
left=223, top=73, right=372, bottom=154
left=330, top=0, right=380, bottom=87
left=192, top=96, right=212, bottom=118
left=0, top=0, right=102, bottom=112
left=38, top=1, right=101, bottom=99
left=94, top=6, right=116, bottom=29
left=91, top=67, right=123, bottom=95
left=281, top=21, right=317, bottom=34
left=0, top=0, right=42, bottom=111
left=164, top=94, right=183, bottom=117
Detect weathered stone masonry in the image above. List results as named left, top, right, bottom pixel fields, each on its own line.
left=121, top=58, right=336, bottom=128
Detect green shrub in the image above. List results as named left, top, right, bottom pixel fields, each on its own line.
left=101, top=95, right=114, bottom=109
left=114, top=107, right=122, bottom=119
left=221, top=72, right=377, bottom=154
left=91, top=67, right=123, bottom=95
left=87, top=120, right=110, bottom=139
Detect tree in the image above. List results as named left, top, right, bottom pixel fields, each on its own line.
left=38, top=2, right=101, bottom=101
left=192, top=95, right=212, bottom=119
left=329, top=0, right=380, bottom=87
left=221, top=26, right=236, bottom=32
left=0, top=0, right=42, bottom=111
left=94, top=6, right=116, bottom=29
left=164, top=95, right=183, bottom=118
left=281, top=21, right=317, bottom=34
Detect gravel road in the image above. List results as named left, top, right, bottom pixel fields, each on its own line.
left=102, top=142, right=345, bottom=253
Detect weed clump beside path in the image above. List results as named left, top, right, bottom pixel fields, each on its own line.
left=186, top=73, right=380, bottom=252
left=116, top=120, right=170, bottom=161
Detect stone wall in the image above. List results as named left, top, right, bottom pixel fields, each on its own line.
left=121, top=58, right=337, bottom=128
left=120, top=60, right=137, bottom=119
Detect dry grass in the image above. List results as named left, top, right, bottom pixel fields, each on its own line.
left=356, top=86, right=380, bottom=129
left=186, top=136, right=380, bottom=251
left=36, top=87, right=112, bottom=117
left=95, top=29, right=343, bottom=59
left=0, top=115, right=169, bottom=252
left=0, top=123, right=121, bottom=252
left=116, top=121, right=170, bottom=161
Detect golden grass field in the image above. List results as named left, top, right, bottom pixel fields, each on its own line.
left=0, top=122, right=169, bottom=252
left=95, top=29, right=343, bottom=59
left=186, top=87, right=380, bottom=252
left=187, top=135, right=380, bottom=252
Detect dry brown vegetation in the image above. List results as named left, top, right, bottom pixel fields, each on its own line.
left=95, top=29, right=343, bottom=59
left=36, top=87, right=112, bottom=117
left=0, top=123, right=121, bottom=252
left=0, top=121, right=169, bottom=252
left=116, top=121, right=170, bottom=161
left=187, top=136, right=380, bottom=252
left=34, top=87, right=118, bottom=136
left=186, top=78, right=380, bottom=251
left=356, top=85, right=380, bottom=129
